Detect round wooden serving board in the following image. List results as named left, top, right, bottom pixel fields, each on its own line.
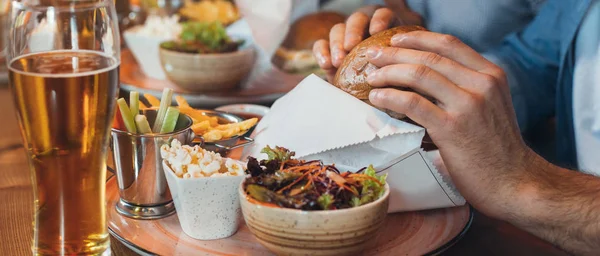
left=107, top=177, right=472, bottom=256
left=120, top=50, right=302, bottom=108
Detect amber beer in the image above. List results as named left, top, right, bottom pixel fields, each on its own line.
left=8, top=50, right=119, bottom=255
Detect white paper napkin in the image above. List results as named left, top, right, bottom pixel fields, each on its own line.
left=245, top=75, right=424, bottom=158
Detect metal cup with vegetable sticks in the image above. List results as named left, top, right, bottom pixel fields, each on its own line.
left=110, top=89, right=192, bottom=219
left=110, top=109, right=195, bottom=219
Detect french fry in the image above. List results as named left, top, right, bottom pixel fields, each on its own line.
left=191, top=120, right=211, bottom=134
left=203, top=130, right=223, bottom=142
left=221, top=126, right=241, bottom=138
left=175, top=95, right=190, bottom=108
left=215, top=118, right=257, bottom=131
left=143, top=93, right=161, bottom=107
left=209, top=116, right=220, bottom=126
left=239, top=118, right=258, bottom=130
left=178, top=107, right=220, bottom=126
left=139, top=100, right=148, bottom=110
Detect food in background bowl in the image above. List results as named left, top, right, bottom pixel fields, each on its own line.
left=160, top=21, right=243, bottom=54
left=272, top=11, right=346, bottom=78
left=239, top=146, right=389, bottom=255
left=179, top=0, right=240, bottom=25
left=162, top=139, right=246, bottom=240
left=159, top=21, right=255, bottom=92
left=333, top=26, right=430, bottom=119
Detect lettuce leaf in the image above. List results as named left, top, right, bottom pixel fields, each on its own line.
left=317, top=193, right=334, bottom=210
left=261, top=145, right=295, bottom=162
left=353, top=165, right=387, bottom=207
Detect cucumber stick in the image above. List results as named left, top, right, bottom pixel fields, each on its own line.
left=117, top=98, right=137, bottom=133
left=152, top=88, right=173, bottom=132
left=129, top=91, right=139, bottom=117
left=135, top=115, right=152, bottom=134
left=160, top=107, right=180, bottom=133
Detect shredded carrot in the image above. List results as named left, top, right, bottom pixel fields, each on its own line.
left=245, top=195, right=280, bottom=208
left=279, top=160, right=286, bottom=172
left=315, top=166, right=327, bottom=176
left=284, top=164, right=320, bottom=174
left=305, top=174, right=313, bottom=189
left=341, top=184, right=359, bottom=196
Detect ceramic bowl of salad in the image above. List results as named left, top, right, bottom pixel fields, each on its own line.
left=159, top=21, right=255, bottom=92
left=239, top=146, right=390, bottom=256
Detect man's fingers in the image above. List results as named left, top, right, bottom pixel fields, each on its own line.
left=313, top=39, right=333, bottom=69
left=329, top=23, right=346, bottom=68
left=366, top=46, right=489, bottom=90
left=369, top=8, right=395, bottom=35
left=391, top=31, right=495, bottom=72
left=367, top=64, right=468, bottom=106
left=369, top=89, right=447, bottom=128
left=344, top=12, right=369, bottom=51
left=313, top=39, right=337, bottom=82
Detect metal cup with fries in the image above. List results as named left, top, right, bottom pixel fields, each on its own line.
left=143, top=93, right=257, bottom=155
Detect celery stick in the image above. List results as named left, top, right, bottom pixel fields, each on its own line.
left=117, top=98, right=137, bottom=133
left=152, top=88, right=173, bottom=132
left=130, top=91, right=139, bottom=117
left=160, top=107, right=180, bottom=133
left=135, top=115, right=152, bottom=134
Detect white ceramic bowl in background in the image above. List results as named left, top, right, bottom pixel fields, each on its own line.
left=123, top=25, right=175, bottom=80
left=162, top=161, right=245, bottom=240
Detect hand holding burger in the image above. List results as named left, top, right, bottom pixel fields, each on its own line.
left=313, top=5, right=423, bottom=81
left=332, top=25, right=427, bottom=119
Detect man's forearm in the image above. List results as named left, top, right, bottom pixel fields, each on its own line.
left=505, top=155, right=600, bottom=255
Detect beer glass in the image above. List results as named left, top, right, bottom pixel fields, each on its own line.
left=6, top=0, right=120, bottom=255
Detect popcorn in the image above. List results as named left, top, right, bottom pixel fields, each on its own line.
left=225, top=158, right=244, bottom=176
left=136, top=15, right=182, bottom=39
left=161, top=139, right=247, bottom=179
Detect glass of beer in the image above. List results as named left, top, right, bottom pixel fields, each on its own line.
left=6, top=0, right=120, bottom=255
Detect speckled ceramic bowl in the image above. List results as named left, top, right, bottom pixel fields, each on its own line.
left=159, top=46, right=255, bottom=92
left=163, top=161, right=245, bottom=240
left=239, top=182, right=390, bottom=256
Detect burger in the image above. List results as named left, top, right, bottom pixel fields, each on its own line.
left=273, top=11, right=346, bottom=77
left=333, top=26, right=429, bottom=119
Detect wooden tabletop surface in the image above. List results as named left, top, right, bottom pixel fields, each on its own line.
left=0, top=86, right=570, bottom=256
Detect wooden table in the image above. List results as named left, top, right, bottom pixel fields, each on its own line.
left=0, top=87, right=569, bottom=256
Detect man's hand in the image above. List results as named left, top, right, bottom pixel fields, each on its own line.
left=312, top=4, right=423, bottom=81
left=365, top=31, right=600, bottom=255
left=365, top=30, right=531, bottom=217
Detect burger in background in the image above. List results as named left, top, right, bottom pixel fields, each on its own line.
left=272, top=11, right=346, bottom=78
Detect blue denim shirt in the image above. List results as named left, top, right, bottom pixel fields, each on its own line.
left=484, top=0, right=592, bottom=168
